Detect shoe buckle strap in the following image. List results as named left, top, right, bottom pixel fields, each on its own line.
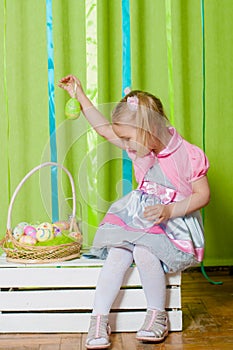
left=95, top=315, right=101, bottom=338
left=146, top=309, right=157, bottom=330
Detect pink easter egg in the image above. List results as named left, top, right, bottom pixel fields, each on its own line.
left=24, top=225, right=37, bottom=238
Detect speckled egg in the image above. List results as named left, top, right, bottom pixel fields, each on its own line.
left=68, top=231, right=82, bottom=243
left=12, top=226, right=24, bottom=240
left=18, top=222, right=29, bottom=229
left=19, top=235, right=37, bottom=245
left=39, top=222, right=53, bottom=230
left=53, top=221, right=70, bottom=230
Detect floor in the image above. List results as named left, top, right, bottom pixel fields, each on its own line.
left=0, top=268, right=232, bottom=350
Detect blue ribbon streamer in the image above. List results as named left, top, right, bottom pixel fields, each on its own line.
left=122, top=0, right=131, bottom=96
left=122, top=0, right=132, bottom=195
left=46, top=0, right=59, bottom=222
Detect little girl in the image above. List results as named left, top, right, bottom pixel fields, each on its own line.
left=59, top=75, right=210, bottom=349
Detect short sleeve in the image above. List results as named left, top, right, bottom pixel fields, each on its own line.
left=188, top=144, right=210, bottom=182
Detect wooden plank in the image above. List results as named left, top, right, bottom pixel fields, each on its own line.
left=39, top=345, right=60, bottom=350
left=0, top=310, right=182, bottom=332
left=0, top=333, right=81, bottom=348
left=121, top=333, right=137, bottom=350
left=109, top=333, right=123, bottom=350
left=166, top=286, right=181, bottom=308
left=0, top=267, right=181, bottom=288
left=0, top=347, right=39, bottom=350
left=0, top=254, right=181, bottom=285
left=0, top=268, right=100, bottom=288
left=0, top=287, right=181, bottom=311
left=0, top=255, right=105, bottom=268
left=60, top=335, right=81, bottom=350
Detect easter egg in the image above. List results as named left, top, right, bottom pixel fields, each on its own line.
left=52, top=225, right=62, bottom=237
left=18, top=222, right=29, bottom=229
left=68, top=231, right=82, bottom=243
left=24, top=225, right=37, bottom=238
left=36, top=227, right=53, bottom=242
left=53, top=221, right=70, bottom=230
left=39, top=222, right=53, bottom=231
left=65, top=98, right=81, bottom=119
left=12, top=226, right=24, bottom=240
left=19, top=235, right=37, bottom=245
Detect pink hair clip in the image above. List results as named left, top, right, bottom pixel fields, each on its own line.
left=124, top=87, right=131, bottom=95
left=127, top=96, right=139, bottom=111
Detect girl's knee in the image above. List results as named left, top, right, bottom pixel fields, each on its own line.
left=133, top=245, right=157, bottom=266
left=107, top=247, right=133, bottom=269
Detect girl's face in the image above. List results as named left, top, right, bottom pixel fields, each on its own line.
left=113, top=123, right=168, bottom=156
left=112, top=124, right=149, bottom=156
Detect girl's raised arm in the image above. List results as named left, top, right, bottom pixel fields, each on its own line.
left=59, top=75, right=125, bottom=149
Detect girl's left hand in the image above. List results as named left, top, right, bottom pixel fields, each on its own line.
left=144, top=204, right=171, bottom=224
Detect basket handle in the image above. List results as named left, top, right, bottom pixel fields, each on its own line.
left=7, top=162, right=77, bottom=230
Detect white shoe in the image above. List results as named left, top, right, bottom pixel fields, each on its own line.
left=136, top=309, right=168, bottom=342
left=85, top=314, right=111, bottom=349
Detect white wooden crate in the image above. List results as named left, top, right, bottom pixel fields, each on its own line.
left=0, top=254, right=182, bottom=333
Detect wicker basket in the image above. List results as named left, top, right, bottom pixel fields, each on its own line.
left=0, top=162, right=82, bottom=264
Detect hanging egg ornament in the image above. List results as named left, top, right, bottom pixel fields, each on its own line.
left=65, top=81, right=81, bottom=120
left=65, top=98, right=81, bottom=120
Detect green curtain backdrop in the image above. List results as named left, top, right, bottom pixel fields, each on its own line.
left=0, top=0, right=232, bottom=266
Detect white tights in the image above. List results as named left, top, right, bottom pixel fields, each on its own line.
left=93, top=246, right=166, bottom=315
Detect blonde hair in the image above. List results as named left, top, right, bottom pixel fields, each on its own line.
left=112, top=90, right=169, bottom=152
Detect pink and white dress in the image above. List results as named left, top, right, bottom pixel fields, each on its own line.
left=89, top=127, right=209, bottom=273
